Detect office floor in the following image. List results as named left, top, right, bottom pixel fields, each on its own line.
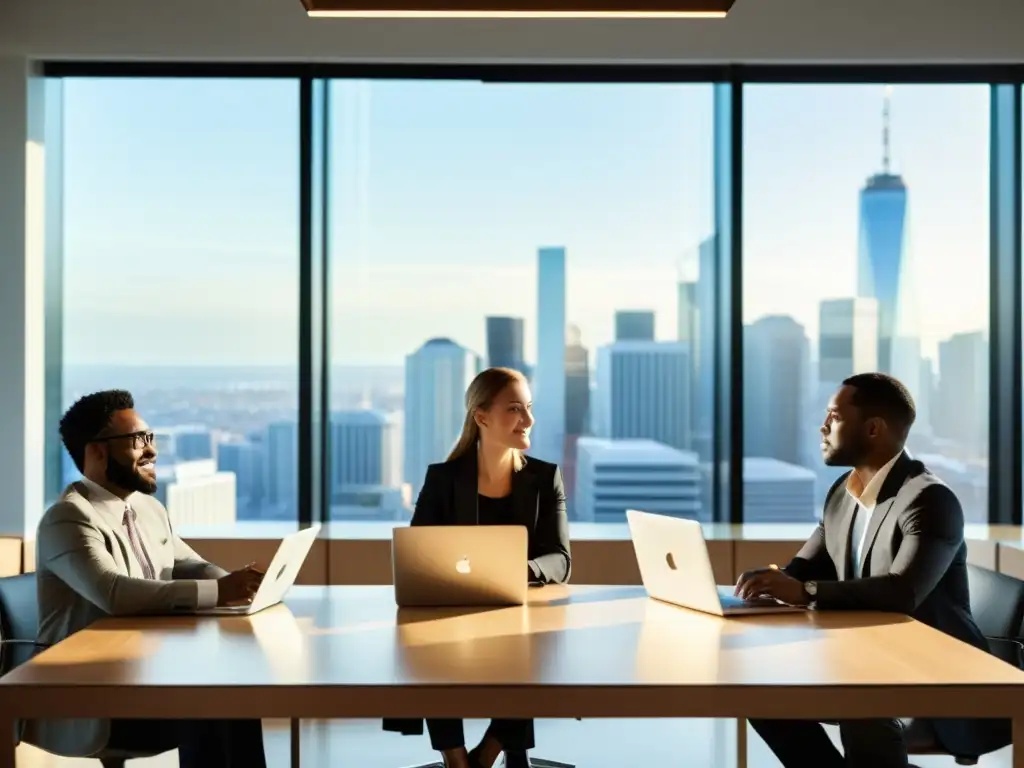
left=15, top=718, right=1015, bottom=767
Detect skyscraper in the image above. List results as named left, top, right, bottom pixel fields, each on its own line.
left=404, top=338, right=479, bottom=499
left=683, top=235, right=717, bottom=464
left=532, top=246, right=567, bottom=464
left=818, top=298, right=879, bottom=386
left=857, top=86, right=910, bottom=374
left=813, top=299, right=878, bottom=497
left=575, top=438, right=702, bottom=523
left=330, top=409, right=400, bottom=495
left=936, top=331, right=988, bottom=460
left=154, top=425, right=214, bottom=462
left=742, top=457, right=817, bottom=523
left=485, top=316, right=526, bottom=373
left=264, top=420, right=297, bottom=515
left=918, top=357, right=935, bottom=437
left=564, top=325, right=590, bottom=437
left=217, top=439, right=264, bottom=515
left=677, top=282, right=698, bottom=349
left=563, top=324, right=590, bottom=520
left=614, top=310, right=656, bottom=342
left=744, top=316, right=809, bottom=466
left=594, top=340, right=691, bottom=452
left=155, top=459, right=237, bottom=526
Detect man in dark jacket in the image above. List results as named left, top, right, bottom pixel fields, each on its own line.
left=735, top=373, right=1007, bottom=767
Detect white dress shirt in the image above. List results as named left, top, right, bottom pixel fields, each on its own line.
left=79, top=476, right=218, bottom=608
left=846, top=451, right=902, bottom=577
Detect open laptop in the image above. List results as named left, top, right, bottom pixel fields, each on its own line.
left=626, top=510, right=804, bottom=616
left=194, top=524, right=320, bottom=616
left=392, top=525, right=528, bottom=607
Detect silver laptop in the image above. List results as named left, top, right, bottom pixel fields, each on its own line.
left=626, top=510, right=803, bottom=616
left=194, top=524, right=320, bottom=616
left=392, top=525, right=528, bottom=607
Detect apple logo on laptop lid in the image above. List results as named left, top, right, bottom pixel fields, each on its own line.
left=455, top=556, right=471, bottom=574
left=665, top=552, right=678, bottom=570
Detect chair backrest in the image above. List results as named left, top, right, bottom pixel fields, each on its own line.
left=967, top=563, right=1024, bottom=639
left=0, top=573, right=40, bottom=674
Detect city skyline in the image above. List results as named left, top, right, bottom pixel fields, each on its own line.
left=62, top=80, right=988, bottom=367
left=53, top=77, right=993, bottom=526
left=58, top=249, right=991, bottom=524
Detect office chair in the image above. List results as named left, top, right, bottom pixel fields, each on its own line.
left=0, top=574, right=46, bottom=676
left=0, top=573, right=157, bottom=768
left=904, top=563, right=1024, bottom=766
left=737, top=564, right=1024, bottom=768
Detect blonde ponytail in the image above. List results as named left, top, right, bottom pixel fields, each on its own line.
left=447, top=411, right=481, bottom=462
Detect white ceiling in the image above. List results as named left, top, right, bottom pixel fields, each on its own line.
left=1, top=0, right=1023, bottom=64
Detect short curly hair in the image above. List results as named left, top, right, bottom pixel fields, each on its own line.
left=842, top=372, right=916, bottom=441
left=59, top=389, right=136, bottom=473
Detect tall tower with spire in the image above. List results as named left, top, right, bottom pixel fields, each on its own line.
left=857, top=84, right=909, bottom=374
left=882, top=84, right=892, bottom=174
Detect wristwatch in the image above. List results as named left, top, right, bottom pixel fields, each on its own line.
left=803, top=580, right=818, bottom=609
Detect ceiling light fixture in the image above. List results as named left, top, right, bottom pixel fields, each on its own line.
left=301, top=0, right=734, bottom=18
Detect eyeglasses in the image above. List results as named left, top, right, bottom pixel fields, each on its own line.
left=90, top=430, right=156, bottom=451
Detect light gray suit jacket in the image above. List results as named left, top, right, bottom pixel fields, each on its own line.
left=25, top=481, right=228, bottom=757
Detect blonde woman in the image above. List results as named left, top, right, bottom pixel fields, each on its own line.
left=384, top=367, right=571, bottom=768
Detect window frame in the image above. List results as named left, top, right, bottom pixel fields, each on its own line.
left=41, top=62, right=1024, bottom=527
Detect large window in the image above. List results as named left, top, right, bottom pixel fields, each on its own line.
left=743, top=84, right=991, bottom=523
left=328, top=80, right=719, bottom=523
left=44, top=71, right=1020, bottom=529
left=58, top=78, right=300, bottom=527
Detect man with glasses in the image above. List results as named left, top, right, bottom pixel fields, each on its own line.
left=27, top=389, right=267, bottom=767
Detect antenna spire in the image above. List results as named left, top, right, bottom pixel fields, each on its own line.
left=882, top=84, right=893, bottom=174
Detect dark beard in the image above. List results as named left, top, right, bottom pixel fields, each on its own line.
left=106, top=452, right=157, bottom=495
left=823, top=449, right=854, bottom=467
left=823, top=437, right=868, bottom=467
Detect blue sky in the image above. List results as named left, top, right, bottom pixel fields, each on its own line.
left=62, top=78, right=991, bottom=367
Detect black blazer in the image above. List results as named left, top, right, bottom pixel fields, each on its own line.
left=785, top=451, right=1007, bottom=757
left=410, top=451, right=571, bottom=584
left=383, top=452, right=572, bottom=737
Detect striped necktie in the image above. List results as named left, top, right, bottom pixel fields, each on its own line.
left=122, top=505, right=156, bottom=580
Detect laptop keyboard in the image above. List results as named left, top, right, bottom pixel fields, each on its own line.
left=717, top=586, right=785, bottom=609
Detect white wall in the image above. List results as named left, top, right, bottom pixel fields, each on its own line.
left=0, top=57, right=47, bottom=538
left=1, top=0, right=1023, bottom=64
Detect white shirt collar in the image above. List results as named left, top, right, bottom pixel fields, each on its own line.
left=846, top=451, right=903, bottom=509
left=79, top=476, right=131, bottom=509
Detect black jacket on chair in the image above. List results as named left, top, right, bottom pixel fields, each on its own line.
left=383, top=452, right=572, bottom=737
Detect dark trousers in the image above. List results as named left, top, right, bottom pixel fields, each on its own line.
left=750, top=718, right=908, bottom=768
left=106, top=718, right=267, bottom=768
left=425, top=718, right=534, bottom=752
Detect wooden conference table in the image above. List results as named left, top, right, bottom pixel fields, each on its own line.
left=2, top=585, right=1024, bottom=767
